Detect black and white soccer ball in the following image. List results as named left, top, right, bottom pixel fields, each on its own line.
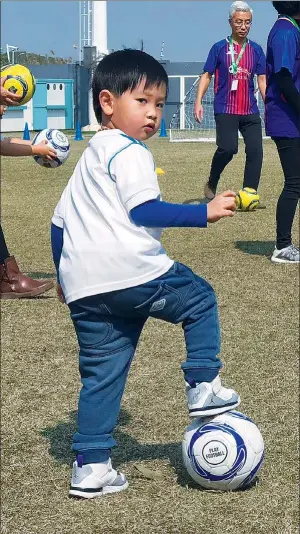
left=182, top=410, right=264, bottom=491
left=32, top=128, right=70, bottom=168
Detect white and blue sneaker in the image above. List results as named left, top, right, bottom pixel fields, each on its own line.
left=271, top=244, right=299, bottom=264
left=69, top=458, right=128, bottom=499
left=186, top=376, right=241, bottom=417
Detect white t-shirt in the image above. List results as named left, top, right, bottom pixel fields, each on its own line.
left=52, top=129, right=173, bottom=304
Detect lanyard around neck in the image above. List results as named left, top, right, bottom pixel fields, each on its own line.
left=278, top=15, right=300, bottom=31
left=229, top=36, right=248, bottom=74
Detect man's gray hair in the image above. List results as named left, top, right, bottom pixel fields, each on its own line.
left=229, top=1, right=253, bottom=19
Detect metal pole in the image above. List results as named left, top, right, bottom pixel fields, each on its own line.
left=79, top=2, right=82, bottom=62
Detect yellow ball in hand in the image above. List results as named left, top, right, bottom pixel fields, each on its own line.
left=1, top=64, right=36, bottom=105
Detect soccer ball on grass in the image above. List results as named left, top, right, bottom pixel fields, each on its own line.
left=182, top=410, right=264, bottom=491
left=235, top=187, right=260, bottom=211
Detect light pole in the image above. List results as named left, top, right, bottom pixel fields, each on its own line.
left=17, top=52, right=26, bottom=64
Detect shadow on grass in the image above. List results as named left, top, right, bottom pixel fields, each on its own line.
left=26, top=272, right=56, bottom=279
left=235, top=241, right=274, bottom=257
left=21, top=295, right=54, bottom=300
left=41, top=409, right=190, bottom=486
left=41, top=409, right=261, bottom=491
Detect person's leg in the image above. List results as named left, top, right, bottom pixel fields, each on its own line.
left=271, top=137, right=300, bottom=262
left=0, top=224, right=54, bottom=298
left=111, top=263, right=240, bottom=417
left=0, top=224, right=10, bottom=263
left=206, top=114, right=239, bottom=196
left=70, top=296, right=146, bottom=462
left=239, top=114, right=263, bottom=191
left=68, top=295, right=146, bottom=498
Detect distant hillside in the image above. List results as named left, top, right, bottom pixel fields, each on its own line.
left=0, top=51, right=73, bottom=67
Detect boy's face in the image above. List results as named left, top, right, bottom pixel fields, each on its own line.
left=100, top=79, right=167, bottom=141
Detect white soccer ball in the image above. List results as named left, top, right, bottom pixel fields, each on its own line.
left=182, top=410, right=264, bottom=491
left=32, top=128, right=70, bottom=168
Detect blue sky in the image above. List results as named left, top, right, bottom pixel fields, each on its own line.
left=1, top=1, right=277, bottom=62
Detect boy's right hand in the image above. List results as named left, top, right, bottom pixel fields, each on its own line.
left=32, top=140, right=57, bottom=160
left=207, top=191, right=236, bottom=223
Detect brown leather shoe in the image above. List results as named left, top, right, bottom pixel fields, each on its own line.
left=204, top=181, right=216, bottom=200
left=0, top=256, right=54, bottom=299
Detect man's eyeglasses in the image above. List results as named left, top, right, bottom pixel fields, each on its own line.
left=231, top=20, right=252, bottom=28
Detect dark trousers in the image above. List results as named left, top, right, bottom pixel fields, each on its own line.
left=209, top=113, right=263, bottom=191
left=0, top=224, right=10, bottom=264
left=273, top=137, right=300, bottom=249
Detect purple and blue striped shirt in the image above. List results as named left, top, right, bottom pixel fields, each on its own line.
left=203, top=37, right=266, bottom=115
left=265, top=18, right=300, bottom=138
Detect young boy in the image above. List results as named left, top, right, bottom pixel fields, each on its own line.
left=0, top=104, right=56, bottom=298
left=51, top=49, right=240, bottom=499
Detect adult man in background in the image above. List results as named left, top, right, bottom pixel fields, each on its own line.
left=194, top=1, right=266, bottom=203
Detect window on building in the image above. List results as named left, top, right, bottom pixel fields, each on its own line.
left=47, top=84, right=50, bottom=90
left=53, top=84, right=56, bottom=90
left=59, top=84, right=63, bottom=90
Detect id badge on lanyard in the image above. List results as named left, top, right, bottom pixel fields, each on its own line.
left=231, top=80, right=238, bottom=91
left=229, top=37, right=247, bottom=91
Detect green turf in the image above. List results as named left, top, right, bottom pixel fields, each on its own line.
left=1, top=136, right=299, bottom=534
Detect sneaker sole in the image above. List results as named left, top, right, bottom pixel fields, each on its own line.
left=271, top=256, right=299, bottom=264
left=0, top=282, right=54, bottom=299
left=189, top=399, right=241, bottom=418
left=69, top=480, right=129, bottom=499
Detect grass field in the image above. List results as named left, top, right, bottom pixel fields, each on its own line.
left=1, top=135, right=299, bottom=534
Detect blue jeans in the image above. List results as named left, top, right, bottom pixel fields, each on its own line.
left=69, top=262, right=222, bottom=463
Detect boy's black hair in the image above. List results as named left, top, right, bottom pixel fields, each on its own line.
left=92, top=49, right=169, bottom=124
left=272, top=1, right=300, bottom=16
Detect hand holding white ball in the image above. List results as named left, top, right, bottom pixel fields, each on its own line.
left=32, top=129, right=70, bottom=168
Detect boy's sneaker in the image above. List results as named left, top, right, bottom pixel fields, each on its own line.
left=271, top=244, right=300, bottom=264
left=186, top=376, right=241, bottom=417
left=204, top=181, right=216, bottom=200
left=69, top=458, right=128, bottom=499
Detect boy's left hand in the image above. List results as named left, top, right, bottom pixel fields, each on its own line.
left=207, top=191, right=236, bottom=223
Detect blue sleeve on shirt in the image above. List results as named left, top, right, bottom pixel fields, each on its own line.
left=51, top=223, right=63, bottom=283
left=255, top=46, right=266, bottom=75
left=130, top=199, right=208, bottom=228
left=203, top=43, right=219, bottom=74
left=272, top=29, right=298, bottom=74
